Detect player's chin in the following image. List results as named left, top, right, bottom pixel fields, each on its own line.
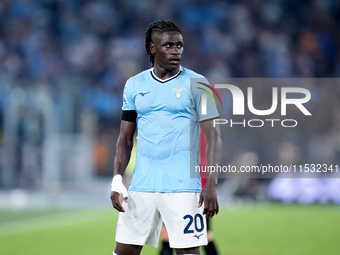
left=166, top=64, right=180, bottom=73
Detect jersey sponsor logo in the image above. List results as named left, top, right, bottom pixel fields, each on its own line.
left=193, top=233, right=204, bottom=239
left=138, top=92, right=150, bottom=97
left=172, top=88, right=187, bottom=99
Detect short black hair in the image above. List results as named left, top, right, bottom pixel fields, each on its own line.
left=145, top=20, right=182, bottom=66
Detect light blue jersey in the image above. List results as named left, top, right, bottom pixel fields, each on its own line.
left=122, top=66, right=219, bottom=192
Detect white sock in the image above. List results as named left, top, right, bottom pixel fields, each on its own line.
left=112, top=252, right=118, bottom=255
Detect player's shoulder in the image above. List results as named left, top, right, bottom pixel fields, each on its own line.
left=181, top=67, right=209, bottom=89
left=126, top=68, right=152, bottom=85
left=181, top=67, right=205, bottom=79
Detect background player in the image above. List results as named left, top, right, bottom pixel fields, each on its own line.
left=110, top=20, right=222, bottom=255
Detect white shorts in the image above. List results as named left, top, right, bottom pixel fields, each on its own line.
left=115, top=191, right=208, bottom=248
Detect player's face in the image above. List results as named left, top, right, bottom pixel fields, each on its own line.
left=150, top=31, right=183, bottom=72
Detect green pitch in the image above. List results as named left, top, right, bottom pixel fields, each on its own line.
left=0, top=204, right=339, bottom=255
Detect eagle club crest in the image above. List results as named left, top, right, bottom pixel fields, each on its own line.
left=172, top=88, right=187, bottom=99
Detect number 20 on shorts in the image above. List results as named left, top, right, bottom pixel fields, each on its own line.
left=183, top=214, right=204, bottom=234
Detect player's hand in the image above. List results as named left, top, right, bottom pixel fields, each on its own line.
left=198, top=179, right=219, bottom=218
left=110, top=175, right=128, bottom=212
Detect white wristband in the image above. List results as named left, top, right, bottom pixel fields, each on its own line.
left=111, top=174, right=128, bottom=198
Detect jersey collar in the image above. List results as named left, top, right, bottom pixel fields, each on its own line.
left=151, top=66, right=183, bottom=83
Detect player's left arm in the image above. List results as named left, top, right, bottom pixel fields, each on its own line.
left=199, top=119, right=222, bottom=218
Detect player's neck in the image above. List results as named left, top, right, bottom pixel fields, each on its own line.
left=152, top=65, right=181, bottom=81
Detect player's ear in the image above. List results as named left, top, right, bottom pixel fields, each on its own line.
left=150, top=42, right=155, bottom=54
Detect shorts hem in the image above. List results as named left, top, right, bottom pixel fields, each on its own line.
left=169, top=241, right=208, bottom=249
left=115, top=238, right=158, bottom=248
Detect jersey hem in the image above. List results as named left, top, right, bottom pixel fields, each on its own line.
left=128, top=188, right=202, bottom=193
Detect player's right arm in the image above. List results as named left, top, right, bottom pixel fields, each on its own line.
left=110, top=117, right=136, bottom=212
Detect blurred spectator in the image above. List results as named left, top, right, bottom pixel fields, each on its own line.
left=0, top=0, right=339, bottom=185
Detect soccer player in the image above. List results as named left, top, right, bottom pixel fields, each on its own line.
left=110, top=20, right=222, bottom=255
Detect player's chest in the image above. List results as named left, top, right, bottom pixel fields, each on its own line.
left=134, top=85, right=190, bottom=114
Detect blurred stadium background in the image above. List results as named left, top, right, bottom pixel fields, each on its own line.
left=0, top=0, right=340, bottom=254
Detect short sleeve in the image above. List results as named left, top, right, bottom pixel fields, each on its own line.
left=122, top=80, right=136, bottom=111
left=191, top=78, right=220, bottom=121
